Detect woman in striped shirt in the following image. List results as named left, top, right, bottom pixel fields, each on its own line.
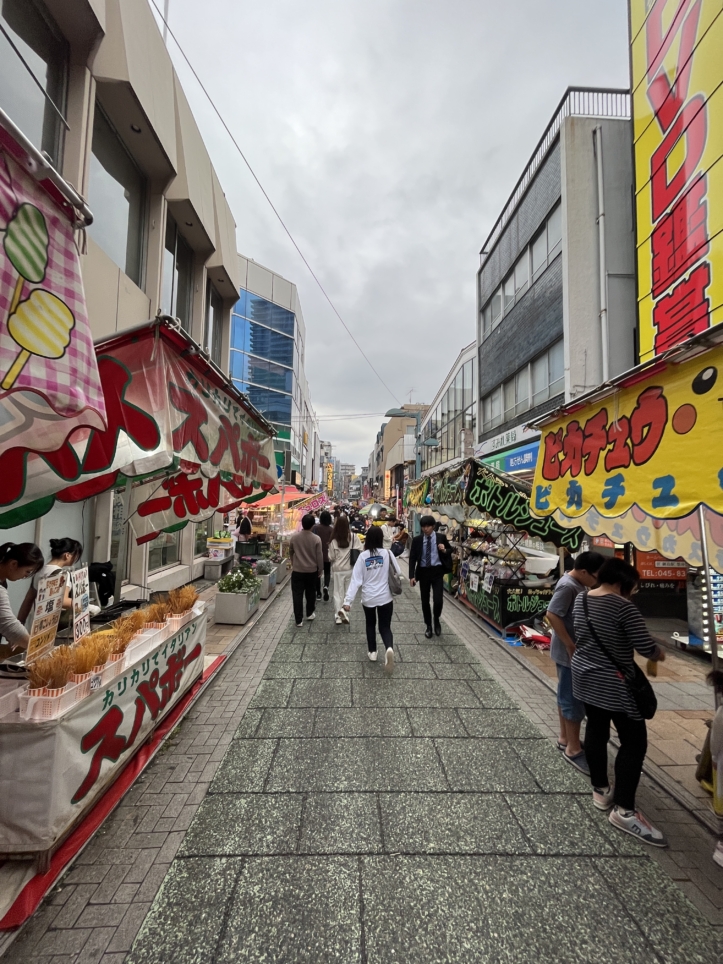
left=572, top=557, right=666, bottom=847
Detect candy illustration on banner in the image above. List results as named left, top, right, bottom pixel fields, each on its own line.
left=1, top=289, right=75, bottom=390
left=3, top=202, right=49, bottom=312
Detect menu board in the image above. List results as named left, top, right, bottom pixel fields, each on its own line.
left=71, top=566, right=91, bottom=643
left=26, top=571, right=66, bottom=661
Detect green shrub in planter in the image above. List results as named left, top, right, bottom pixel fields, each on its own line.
left=218, top=563, right=261, bottom=594
left=255, top=559, right=275, bottom=576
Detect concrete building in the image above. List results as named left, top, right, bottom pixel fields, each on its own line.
left=420, top=342, right=477, bottom=475
left=368, top=404, right=427, bottom=497
left=476, top=88, right=634, bottom=477
left=230, top=257, right=320, bottom=490
left=0, top=0, right=288, bottom=599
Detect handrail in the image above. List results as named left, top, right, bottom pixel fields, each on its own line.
left=479, top=87, right=630, bottom=265
left=0, top=107, right=93, bottom=227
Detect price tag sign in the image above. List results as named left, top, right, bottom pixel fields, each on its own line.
left=27, top=571, right=66, bottom=661
left=483, top=571, right=495, bottom=593
left=71, top=567, right=91, bottom=643
left=469, top=572, right=479, bottom=593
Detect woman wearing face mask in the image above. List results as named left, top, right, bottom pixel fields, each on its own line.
left=0, top=542, right=45, bottom=651
left=18, top=537, right=83, bottom=627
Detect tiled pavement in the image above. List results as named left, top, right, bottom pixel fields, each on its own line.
left=4, top=580, right=723, bottom=963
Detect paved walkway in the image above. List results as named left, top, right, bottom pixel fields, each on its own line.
left=5, top=581, right=723, bottom=963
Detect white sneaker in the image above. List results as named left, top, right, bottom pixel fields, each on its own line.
left=592, top=785, right=614, bottom=811
left=713, top=841, right=723, bottom=869
left=608, top=806, right=668, bottom=847
left=338, top=609, right=349, bottom=624
left=384, top=647, right=394, bottom=671
left=296, top=622, right=303, bottom=628
left=335, top=616, right=342, bottom=624
left=367, top=650, right=377, bottom=661
left=306, top=612, right=316, bottom=621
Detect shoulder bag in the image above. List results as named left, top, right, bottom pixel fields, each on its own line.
left=582, top=594, right=657, bottom=720
left=349, top=535, right=361, bottom=566
left=387, top=550, right=403, bottom=595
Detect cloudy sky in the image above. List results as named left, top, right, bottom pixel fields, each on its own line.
left=157, top=0, right=631, bottom=471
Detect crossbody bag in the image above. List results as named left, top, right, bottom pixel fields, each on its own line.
left=581, top=594, right=657, bottom=720
left=387, top=550, right=403, bottom=595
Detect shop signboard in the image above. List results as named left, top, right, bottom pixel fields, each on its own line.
left=430, top=465, right=469, bottom=507
left=634, top=550, right=687, bottom=581
left=631, top=0, right=723, bottom=360
left=0, top=613, right=206, bottom=854
left=465, top=460, right=583, bottom=551
left=71, top=566, right=91, bottom=643
left=26, top=571, right=67, bottom=662
left=531, top=341, right=723, bottom=570
left=294, top=492, right=329, bottom=516
left=483, top=441, right=540, bottom=475
left=404, top=477, right=430, bottom=508
left=475, top=425, right=540, bottom=458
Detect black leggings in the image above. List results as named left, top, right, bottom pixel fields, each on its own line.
left=317, top=561, right=331, bottom=594
left=583, top=702, right=648, bottom=811
left=363, top=601, right=394, bottom=653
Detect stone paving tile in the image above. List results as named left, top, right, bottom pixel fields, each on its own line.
left=180, top=794, right=303, bottom=856
left=312, top=707, right=412, bottom=737
left=299, top=793, right=383, bottom=854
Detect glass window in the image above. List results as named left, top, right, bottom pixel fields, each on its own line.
left=247, top=323, right=293, bottom=367
left=490, top=288, right=502, bottom=323
left=162, top=216, right=193, bottom=330
left=503, top=274, right=515, bottom=311
left=514, top=253, right=529, bottom=294
left=195, top=520, right=211, bottom=557
left=532, top=227, right=547, bottom=279
left=549, top=339, right=564, bottom=394
left=246, top=386, right=292, bottom=425
left=271, top=304, right=295, bottom=336
left=463, top=360, right=473, bottom=409
left=148, top=530, right=181, bottom=572
left=205, top=283, right=223, bottom=365
left=231, top=314, right=249, bottom=354
left=246, top=356, right=293, bottom=393
left=110, top=487, right=129, bottom=583
left=441, top=389, right=448, bottom=422
left=548, top=204, right=562, bottom=257
left=515, top=366, right=530, bottom=413
left=504, top=379, right=515, bottom=421
left=88, top=105, right=146, bottom=285
left=0, top=0, right=67, bottom=165
left=480, top=305, right=489, bottom=341
left=230, top=350, right=248, bottom=382
left=233, top=288, right=247, bottom=319
left=532, top=354, right=548, bottom=406
left=454, top=371, right=464, bottom=418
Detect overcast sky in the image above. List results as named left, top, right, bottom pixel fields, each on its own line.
left=157, top=0, right=631, bottom=472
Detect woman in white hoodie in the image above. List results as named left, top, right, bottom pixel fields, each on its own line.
left=328, top=515, right=362, bottom=625
left=343, top=525, right=401, bottom=670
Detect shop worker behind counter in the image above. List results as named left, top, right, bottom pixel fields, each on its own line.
left=545, top=551, right=605, bottom=777
left=0, top=542, right=45, bottom=656
left=288, top=514, right=323, bottom=629
left=408, top=515, right=453, bottom=638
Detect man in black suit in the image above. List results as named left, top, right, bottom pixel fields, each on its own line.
left=408, top=515, right=453, bottom=637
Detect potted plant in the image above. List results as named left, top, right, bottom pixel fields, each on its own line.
left=255, top=559, right=277, bottom=599
left=264, top=546, right=289, bottom=585
left=214, top=564, right=262, bottom=624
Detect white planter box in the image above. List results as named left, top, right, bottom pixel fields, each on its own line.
left=258, top=569, right=278, bottom=600
left=275, top=559, right=290, bottom=585
left=214, top=588, right=260, bottom=624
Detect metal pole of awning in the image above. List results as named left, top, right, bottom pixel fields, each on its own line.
left=0, top=107, right=94, bottom=227
left=698, top=503, right=721, bottom=709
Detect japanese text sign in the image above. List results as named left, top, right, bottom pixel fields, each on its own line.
left=27, top=571, right=66, bottom=661
left=71, top=566, right=90, bottom=643
left=631, top=0, right=723, bottom=360
left=532, top=343, right=723, bottom=521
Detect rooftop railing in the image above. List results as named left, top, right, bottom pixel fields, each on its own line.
left=479, top=87, right=630, bottom=265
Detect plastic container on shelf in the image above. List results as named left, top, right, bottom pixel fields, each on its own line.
left=68, top=672, right=91, bottom=701
left=19, top=681, right=81, bottom=720
left=0, top=680, right=25, bottom=719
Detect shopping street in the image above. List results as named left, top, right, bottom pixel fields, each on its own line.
left=3, top=577, right=722, bottom=964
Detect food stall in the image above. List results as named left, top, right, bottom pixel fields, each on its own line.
left=529, top=330, right=723, bottom=688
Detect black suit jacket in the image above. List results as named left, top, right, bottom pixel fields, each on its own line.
left=409, top=532, right=453, bottom=579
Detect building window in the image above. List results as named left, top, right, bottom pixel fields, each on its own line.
left=195, top=520, right=211, bottom=557
left=481, top=339, right=564, bottom=433
left=148, top=530, right=181, bottom=573
left=162, top=215, right=193, bottom=330
left=479, top=202, right=562, bottom=342
left=88, top=105, right=146, bottom=285
left=0, top=0, right=67, bottom=165
left=205, top=283, right=223, bottom=365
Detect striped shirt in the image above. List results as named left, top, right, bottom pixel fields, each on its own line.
left=571, top=592, right=660, bottom=720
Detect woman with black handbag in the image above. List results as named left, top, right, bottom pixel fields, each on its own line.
left=572, top=556, right=667, bottom=846
left=328, top=515, right=362, bottom=625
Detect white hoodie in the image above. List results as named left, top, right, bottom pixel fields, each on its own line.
left=344, top=548, right=401, bottom=609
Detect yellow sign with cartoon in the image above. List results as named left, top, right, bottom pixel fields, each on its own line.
left=532, top=345, right=723, bottom=522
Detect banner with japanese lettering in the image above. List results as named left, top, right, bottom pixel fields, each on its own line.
left=0, top=613, right=205, bottom=854
left=0, top=322, right=276, bottom=528
left=531, top=343, right=723, bottom=571
left=631, top=0, right=723, bottom=360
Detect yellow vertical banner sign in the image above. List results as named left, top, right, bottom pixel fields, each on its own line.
left=631, top=0, right=723, bottom=362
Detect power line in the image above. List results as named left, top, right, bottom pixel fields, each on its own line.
left=149, top=0, right=401, bottom=407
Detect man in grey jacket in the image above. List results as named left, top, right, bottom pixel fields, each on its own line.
left=289, top=514, right=323, bottom=628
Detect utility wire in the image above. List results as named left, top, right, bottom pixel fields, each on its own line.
left=149, top=0, right=401, bottom=406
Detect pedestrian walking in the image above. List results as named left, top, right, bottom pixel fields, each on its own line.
left=233, top=510, right=252, bottom=562
left=571, top=557, right=667, bottom=846
left=708, top=670, right=723, bottom=867
left=343, top=525, right=401, bottom=670
left=312, top=510, right=334, bottom=601
left=380, top=517, right=396, bottom=550
left=408, top=514, right=453, bottom=637
left=328, top=515, right=362, bottom=625
left=289, top=514, right=323, bottom=628
left=545, top=551, right=605, bottom=776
